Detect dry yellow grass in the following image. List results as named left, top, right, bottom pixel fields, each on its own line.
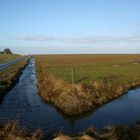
left=0, top=122, right=42, bottom=140
left=0, top=58, right=29, bottom=99
left=54, top=121, right=140, bottom=140
left=1, top=121, right=140, bottom=140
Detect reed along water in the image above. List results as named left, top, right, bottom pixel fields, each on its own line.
left=0, top=58, right=140, bottom=138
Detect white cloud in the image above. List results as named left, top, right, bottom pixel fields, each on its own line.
left=9, top=35, right=58, bottom=41
left=8, top=34, right=140, bottom=44
left=69, top=34, right=140, bottom=44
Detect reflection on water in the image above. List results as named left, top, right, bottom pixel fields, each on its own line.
left=0, top=58, right=140, bottom=138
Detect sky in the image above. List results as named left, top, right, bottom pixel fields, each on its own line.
left=0, top=0, right=140, bottom=54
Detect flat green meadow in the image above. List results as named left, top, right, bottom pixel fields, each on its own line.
left=35, top=54, right=140, bottom=84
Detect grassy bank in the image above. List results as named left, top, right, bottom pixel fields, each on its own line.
left=54, top=121, right=140, bottom=140
left=1, top=121, right=140, bottom=140
left=0, top=122, right=41, bottom=140
left=35, top=54, right=140, bottom=116
left=0, top=54, right=22, bottom=64
left=0, top=58, right=29, bottom=100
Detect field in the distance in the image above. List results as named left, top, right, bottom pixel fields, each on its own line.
left=35, top=54, right=140, bottom=84
left=0, top=54, right=21, bottom=64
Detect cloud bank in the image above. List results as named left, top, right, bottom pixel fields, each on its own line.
left=9, top=34, right=140, bottom=44
left=9, top=35, right=57, bottom=41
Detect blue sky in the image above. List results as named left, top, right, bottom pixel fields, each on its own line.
left=0, top=0, right=140, bottom=54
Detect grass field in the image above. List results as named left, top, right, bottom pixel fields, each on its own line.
left=35, top=54, right=140, bottom=116
left=0, top=54, right=21, bottom=64
left=35, top=54, right=140, bottom=84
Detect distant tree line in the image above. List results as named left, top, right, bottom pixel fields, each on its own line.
left=0, top=48, right=13, bottom=54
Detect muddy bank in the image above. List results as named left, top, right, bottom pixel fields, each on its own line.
left=0, top=58, right=29, bottom=100
left=36, top=66, right=140, bottom=116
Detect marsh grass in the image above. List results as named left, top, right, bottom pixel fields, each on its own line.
left=1, top=122, right=140, bottom=140
left=0, top=122, right=42, bottom=140
left=54, top=122, right=140, bottom=140
left=0, top=59, right=28, bottom=99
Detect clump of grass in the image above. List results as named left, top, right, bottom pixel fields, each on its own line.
left=0, top=122, right=42, bottom=140
left=0, top=59, right=28, bottom=100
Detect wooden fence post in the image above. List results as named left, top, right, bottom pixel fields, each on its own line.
left=71, top=66, right=75, bottom=84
